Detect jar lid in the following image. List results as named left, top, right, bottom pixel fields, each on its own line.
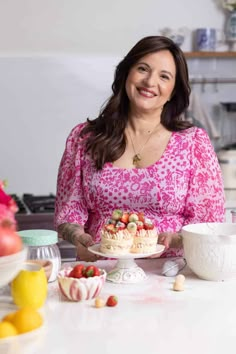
left=18, top=229, right=58, bottom=246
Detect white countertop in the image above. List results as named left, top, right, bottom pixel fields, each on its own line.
left=1, top=258, right=236, bottom=354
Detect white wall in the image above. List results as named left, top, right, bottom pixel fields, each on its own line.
left=0, top=55, right=119, bottom=195
left=0, top=0, right=229, bottom=195
left=0, top=0, right=225, bottom=55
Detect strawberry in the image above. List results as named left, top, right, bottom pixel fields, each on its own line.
left=68, top=269, right=75, bottom=277
left=144, top=218, right=155, bottom=230
left=93, top=267, right=101, bottom=277
left=144, top=223, right=154, bottom=230
left=105, top=224, right=117, bottom=233
left=69, top=264, right=86, bottom=278
left=106, top=295, right=118, bottom=307
left=136, top=220, right=144, bottom=230
left=84, top=265, right=100, bottom=278
left=120, top=212, right=129, bottom=224
left=138, top=212, right=145, bottom=223
left=128, top=213, right=139, bottom=222
left=111, top=209, right=123, bottom=220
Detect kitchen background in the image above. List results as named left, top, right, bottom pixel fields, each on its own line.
left=0, top=0, right=235, bottom=248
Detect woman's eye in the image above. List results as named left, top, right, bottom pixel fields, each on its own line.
left=137, top=66, right=148, bottom=72
left=161, top=74, right=170, bottom=80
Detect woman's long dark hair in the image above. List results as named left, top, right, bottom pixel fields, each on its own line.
left=80, top=36, right=192, bottom=170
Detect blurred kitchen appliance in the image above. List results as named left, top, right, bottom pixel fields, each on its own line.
left=220, top=102, right=236, bottom=112
left=217, top=147, right=236, bottom=201
left=231, top=210, right=236, bottom=223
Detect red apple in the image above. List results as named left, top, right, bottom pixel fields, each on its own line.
left=0, top=226, right=22, bottom=256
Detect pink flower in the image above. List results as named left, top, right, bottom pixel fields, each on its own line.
left=0, top=188, right=11, bottom=206
left=0, top=180, right=18, bottom=229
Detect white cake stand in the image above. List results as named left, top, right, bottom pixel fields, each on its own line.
left=88, top=244, right=165, bottom=284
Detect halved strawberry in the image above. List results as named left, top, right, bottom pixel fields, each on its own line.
left=120, top=212, right=129, bottom=224
left=144, top=219, right=154, bottom=230
left=105, top=224, right=117, bottom=233
left=136, top=220, right=144, bottom=230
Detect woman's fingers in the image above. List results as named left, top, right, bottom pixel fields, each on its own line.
left=158, top=232, right=182, bottom=249
left=77, top=243, right=98, bottom=262
left=78, top=233, right=95, bottom=247
left=158, top=233, right=173, bottom=249
left=76, top=234, right=103, bottom=261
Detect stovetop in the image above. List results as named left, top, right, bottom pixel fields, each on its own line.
left=11, top=193, right=56, bottom=234
left=11, top=193, right=55, bottom=214
left=11, top=193, right=76, bottom=261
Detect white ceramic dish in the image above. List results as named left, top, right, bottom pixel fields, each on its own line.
left=57, top=268, right=106, bottom=301
left=0, top=304, right=45, bottom=354
left=182, top=222, right=236, bottom=281
left=0, top=247, right=28, bottom=288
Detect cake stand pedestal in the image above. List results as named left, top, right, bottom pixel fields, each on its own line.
left=88, top=244, right=165, bottom=284
left=105, top=258, right=147, bottom=283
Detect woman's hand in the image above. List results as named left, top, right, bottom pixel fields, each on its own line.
left=75, top=233, right=99, bottom=262
left=158, top=232, right=182, bottom=250
left=58, top=223, right=100, bottom=262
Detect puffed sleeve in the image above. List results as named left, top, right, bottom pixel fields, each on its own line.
left=183, top=128, right=225, bottom=225
left=54, top=123, right=89, bottom=229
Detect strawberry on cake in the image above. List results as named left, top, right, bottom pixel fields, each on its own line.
left=100, top=210, right=158, bottom=255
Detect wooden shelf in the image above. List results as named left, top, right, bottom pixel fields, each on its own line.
left=184, top=51, right=236, bottom=58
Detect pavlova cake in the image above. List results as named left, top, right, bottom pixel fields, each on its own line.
left=100, top=210, right=158, bottom=255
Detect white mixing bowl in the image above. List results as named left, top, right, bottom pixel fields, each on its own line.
left=0, top=246, right=28, bottom=287
left=181, top=223, right=236, bottom=281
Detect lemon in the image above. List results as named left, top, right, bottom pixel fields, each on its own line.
left=2, top=312, right=16, bottom=323
left=11, top=307, right=43, bottom=334
left=11, top=266, right=47, bottom=309
left=0, top=321, right=18, bottom=338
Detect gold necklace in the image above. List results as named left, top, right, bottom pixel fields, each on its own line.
left=127, top=122, right=161, bottom=167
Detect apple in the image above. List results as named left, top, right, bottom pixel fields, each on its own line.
left=0, top=226, right=22, bottom=256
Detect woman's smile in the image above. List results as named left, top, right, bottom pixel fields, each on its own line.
left=137, top=87, right=157, bottom=98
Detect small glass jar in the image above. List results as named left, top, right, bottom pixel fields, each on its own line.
left=231, top=210, right=236, bottom=224
left=18, top=229, right=61, bottom=282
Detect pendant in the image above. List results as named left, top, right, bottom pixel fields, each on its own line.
left=133, top=154, right=141, bottom=166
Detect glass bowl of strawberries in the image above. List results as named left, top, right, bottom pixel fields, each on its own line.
left=57, top=263, right=106, bottom=301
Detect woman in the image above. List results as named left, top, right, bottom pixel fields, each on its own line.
left=55, top=36, right=225, bottom=261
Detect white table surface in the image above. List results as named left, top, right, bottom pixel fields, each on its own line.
left=1, top=257, right=236, bottom=354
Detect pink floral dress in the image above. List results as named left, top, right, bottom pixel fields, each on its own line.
left=55, top=123, right=225, bottom=258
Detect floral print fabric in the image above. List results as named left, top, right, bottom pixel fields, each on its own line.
left=55, top=123, right=225, bottom=258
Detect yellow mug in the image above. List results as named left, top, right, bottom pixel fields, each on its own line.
left=11, top=262, right=48, bottom=309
